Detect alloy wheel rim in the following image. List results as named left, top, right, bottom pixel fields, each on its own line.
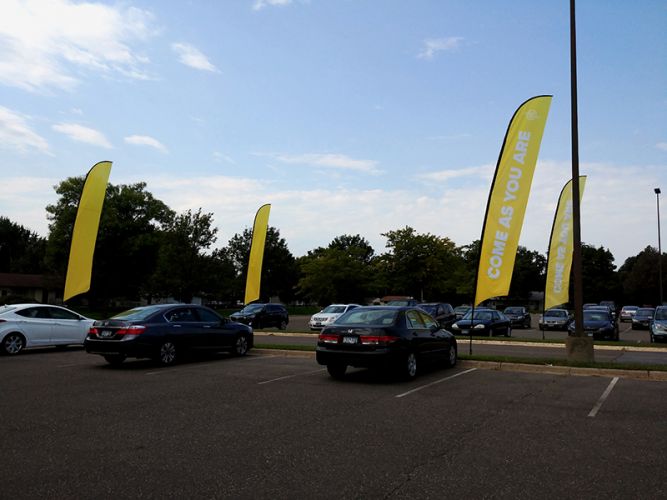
left=6, top=335, right=22, bottom=354
left=161, top=343, right=176, bottom=363
left=407, top=353, right=417, bottom=377
left=237, top=336, right=248, bottom=354
left=449, top=346, right=456, bottom=365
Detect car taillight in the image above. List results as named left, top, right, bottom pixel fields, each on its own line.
left=116, top=325, right=146, bottom=335
left=88, top=327, right=99, bottom=335
left=359, top=335, right=396, bottom=345
left=319, top=333, right=338, bottom=343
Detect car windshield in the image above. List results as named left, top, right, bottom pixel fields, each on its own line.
left=583, top=311, right=608, bottom=322
left=241, top=304, right=264, bottom=313
left=655, top=308, right=667, bottom=320
left=462, top=310, right=493, bottom=321
left=504, top=307, right=523, bottom=314
left=322, top=305, right=346, bottom=314
left=623, top=306, right=638, bottom=311
left=636, top=309, right=654, bottom=317
left=336, top=309, right=398, bottom=326
left=112, top=306, right=166, bottom=321
left=545, top=310, right=567, bottom=318
left=455, top=306, right=470, bottom=313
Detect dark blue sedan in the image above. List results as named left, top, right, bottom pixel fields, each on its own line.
left=451, top=308, right=512, bottom=337
left=85, top=304, right=253, bottom=366
left=316, top=306, right=457, bottom=380
left=568, top=309, right=619, bottom=340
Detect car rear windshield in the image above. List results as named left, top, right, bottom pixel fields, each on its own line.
left=322, top=305, right=346, bottom=314
left=504, top=307, right=523, bottom=314
left=336, top=309, right=398, bottom=326
left=112, top=306, right=165, bottom=321
left=583, top=311, right=609, bottom=321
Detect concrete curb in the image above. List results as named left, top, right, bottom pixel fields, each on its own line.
left=252, top=348, right=667, bottom=381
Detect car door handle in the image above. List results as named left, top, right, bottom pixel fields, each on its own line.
left=173, top=325, right=182, bottom=328
left=203, top=325, right=211, bottom=329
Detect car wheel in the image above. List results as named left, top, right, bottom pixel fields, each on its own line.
left=327, top=363, right=347, bottom=379
left=445, top=344, right=457, bottom=368
left=104, top=354, right=126, bottom=366
left=156, top=341, right=177, bottom=366
left=1, top=333, right=25, bottom=355
left=402, top=352, right=418, bottom=380
left=506, top=326, right=512, bottom=337
left=231, top=335, right=249, bottom=356
left=278, top=320, right=287, bottom=330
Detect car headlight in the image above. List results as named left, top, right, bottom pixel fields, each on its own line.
left=474, top=324, right=486, bottom=329
left=452, top=323, right=460, bottom=330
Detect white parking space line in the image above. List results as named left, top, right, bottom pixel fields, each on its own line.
left=258, top=368, right=326, bottom=385
left=395, top=368, right=477, bottom=399
left=588, top=377, right=620, bottom=418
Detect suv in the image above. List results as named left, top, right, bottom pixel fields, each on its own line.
left=418, top=302, right=457, bottom=329
left=503, top=306, right=532, bottom=329
left=230, top=303, right=289, bottom=330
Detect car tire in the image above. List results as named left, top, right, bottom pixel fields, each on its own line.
left=445, top=344, right=457, bottom=368
left=327, top=363, right=347, bottom=379
left=1, top=332, right=25, bottom=355
left=278, top=320, right=287, bottom=330
left=506, top=326, right=512, bottom=337
left=402, top=351, right=418, bottom=380
left=231, top=334, right=249, bottom=356
left=156, top=341, right=177, bottom=366
left=104, top=354, right=126, bottom=366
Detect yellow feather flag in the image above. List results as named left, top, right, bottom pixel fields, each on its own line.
left=474, top=96, right=552, bottom=306
left=244, top=204, right=271, bottom=304
left=63, top=161, right=112, bottom=301
left=544, top=176, right=586, bottom=310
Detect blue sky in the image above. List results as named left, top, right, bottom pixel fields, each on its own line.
left=1, top=0, right=665, bottom=266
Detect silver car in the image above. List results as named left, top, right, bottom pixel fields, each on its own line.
left=538, top=308, right=572, bottom=331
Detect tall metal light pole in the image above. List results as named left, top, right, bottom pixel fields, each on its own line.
left=656, top=188, right=663, bottom=305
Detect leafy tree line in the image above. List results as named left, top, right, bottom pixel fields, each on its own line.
left=1, top=177, right=664, bottom=308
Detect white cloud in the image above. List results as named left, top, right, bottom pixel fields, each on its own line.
left=124, top=135, right=167, bottom=153
left=52, top=122, right=112, bottom=148
left=0, top=106, right=51, bottom=154
left=0, top=0, right=156, bottom=92
left=416, top=164, right=494, bottom=183
left=253, top=0, right=293, bottom=11
left=171, top=43, right=219, bottom=73
left=264, top=153, right=381, bottom=174
left=418, top=37, right=464, bottom=60
left=657, top=142, right=667, bottom=152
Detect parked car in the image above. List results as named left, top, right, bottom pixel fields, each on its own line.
left=309, top=304, right=361, bottom=330
left=631, top=308, right=655, bottom=330
left=385, top=299, right=420, bottom=307
left=230, top=303, right=289, bottom=329
left=453, top=305, right=471, bottom=319
left=451, top=308, right=511, bottom=337
left=418, top=302, right=457, bottom=329
left=84, top=304, right=253, bottom=366
left=587, top=305, right=617, bottom=323
left=567, top=309, right=618, bottom=340
left=503, top=306, right=532, bottom=329
left=650, top=306, right=667, bottom=343
left=600, top=301, right=617, bottom=320
left=0, top=303, right=94, bottom=355
left=538, top=308, right=572, bottom=331
left=315, top=306, right=457, bottom=380
left=620, top=305, right=639, bottom=322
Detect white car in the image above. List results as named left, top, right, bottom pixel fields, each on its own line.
left=0, top=303, right=94, bottom=355
left=309, top=304, right=362, bottom=330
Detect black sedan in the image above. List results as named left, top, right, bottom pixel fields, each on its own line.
left=418, top=302, right=457, bottom=329
left=315, top=306, right=457, bottom=380
left=567, top=309, right=619, bottom=340
left=503, top=306, right=531, bottom=328
left=85, top=304, right=253, bottom=366
left=451, top=308, right=511, bottom=337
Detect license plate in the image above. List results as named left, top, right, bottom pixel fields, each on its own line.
left=343, top=336, right=357, bottom=344
left=100, top=330, right=114, bottom=338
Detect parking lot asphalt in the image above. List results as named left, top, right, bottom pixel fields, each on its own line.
left=2, top=348, right=667, bottom=498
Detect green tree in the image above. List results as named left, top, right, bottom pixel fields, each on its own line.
left=45, top=178, right=174, bottom=305
left=0, top=217, right=46, bottom=273
left=575, top=243, right=621, bottom=304
left=225, top=226, right=299, bottom=303
left=297, top=234, right=376, bottom=305
left=380, top=226, right=461, bottom=301
left=618, top=246, right=665, bottom=306
left=150, top=209, right=218, bottom=303
left=509, top=246, right=547, bottom=300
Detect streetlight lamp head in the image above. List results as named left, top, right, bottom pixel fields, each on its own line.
left=656, top=188, right=661, bottom=195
